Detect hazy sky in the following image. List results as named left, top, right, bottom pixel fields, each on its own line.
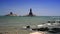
left=0, top=0, right=60, bottom=16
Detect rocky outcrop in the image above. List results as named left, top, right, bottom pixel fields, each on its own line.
left=5, top=12, right=17, bottom=16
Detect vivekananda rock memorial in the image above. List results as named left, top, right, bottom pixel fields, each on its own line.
left=5, top=8, right=36, bottom=16
left=5, top=12, right=17, bottom=16
left=26, top=8, right=35, bottom=16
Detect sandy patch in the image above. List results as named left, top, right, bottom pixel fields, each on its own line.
left=30, top=31, right=46, bottom=34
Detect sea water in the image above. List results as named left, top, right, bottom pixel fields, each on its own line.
left=0, top=16, right=60, bottom=34
left=0, top=16, right=60, bottom=26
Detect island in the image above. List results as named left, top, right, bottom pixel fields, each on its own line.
left=5, top=12, right=17, bottom=16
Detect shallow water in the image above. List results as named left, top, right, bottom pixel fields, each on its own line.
left=0, top=16, right=60, bottom=26
left=0, top=16, right=60, bottom=34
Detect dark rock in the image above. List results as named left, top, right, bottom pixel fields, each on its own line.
left=26, top=25, right=30, bottom=29
left=32, top=28, right=38, bottom=31
left=39, top=27, right=49, bottom=31
left=32, top=27, right=49, bottom=31
left=47, top=21, right=55, bottom=23
left=51, top=28, right=60, bottom=32
left=48, top=28, right=60, bottom=33
left=48, top=30, right=58, bottom=33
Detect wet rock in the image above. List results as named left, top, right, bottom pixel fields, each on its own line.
left=48, top=28, right=60, bottom=33
left=32, top=27, right=49, bottom=31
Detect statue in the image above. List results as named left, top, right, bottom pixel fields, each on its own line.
left=27, top=8, right=35, bottom=16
